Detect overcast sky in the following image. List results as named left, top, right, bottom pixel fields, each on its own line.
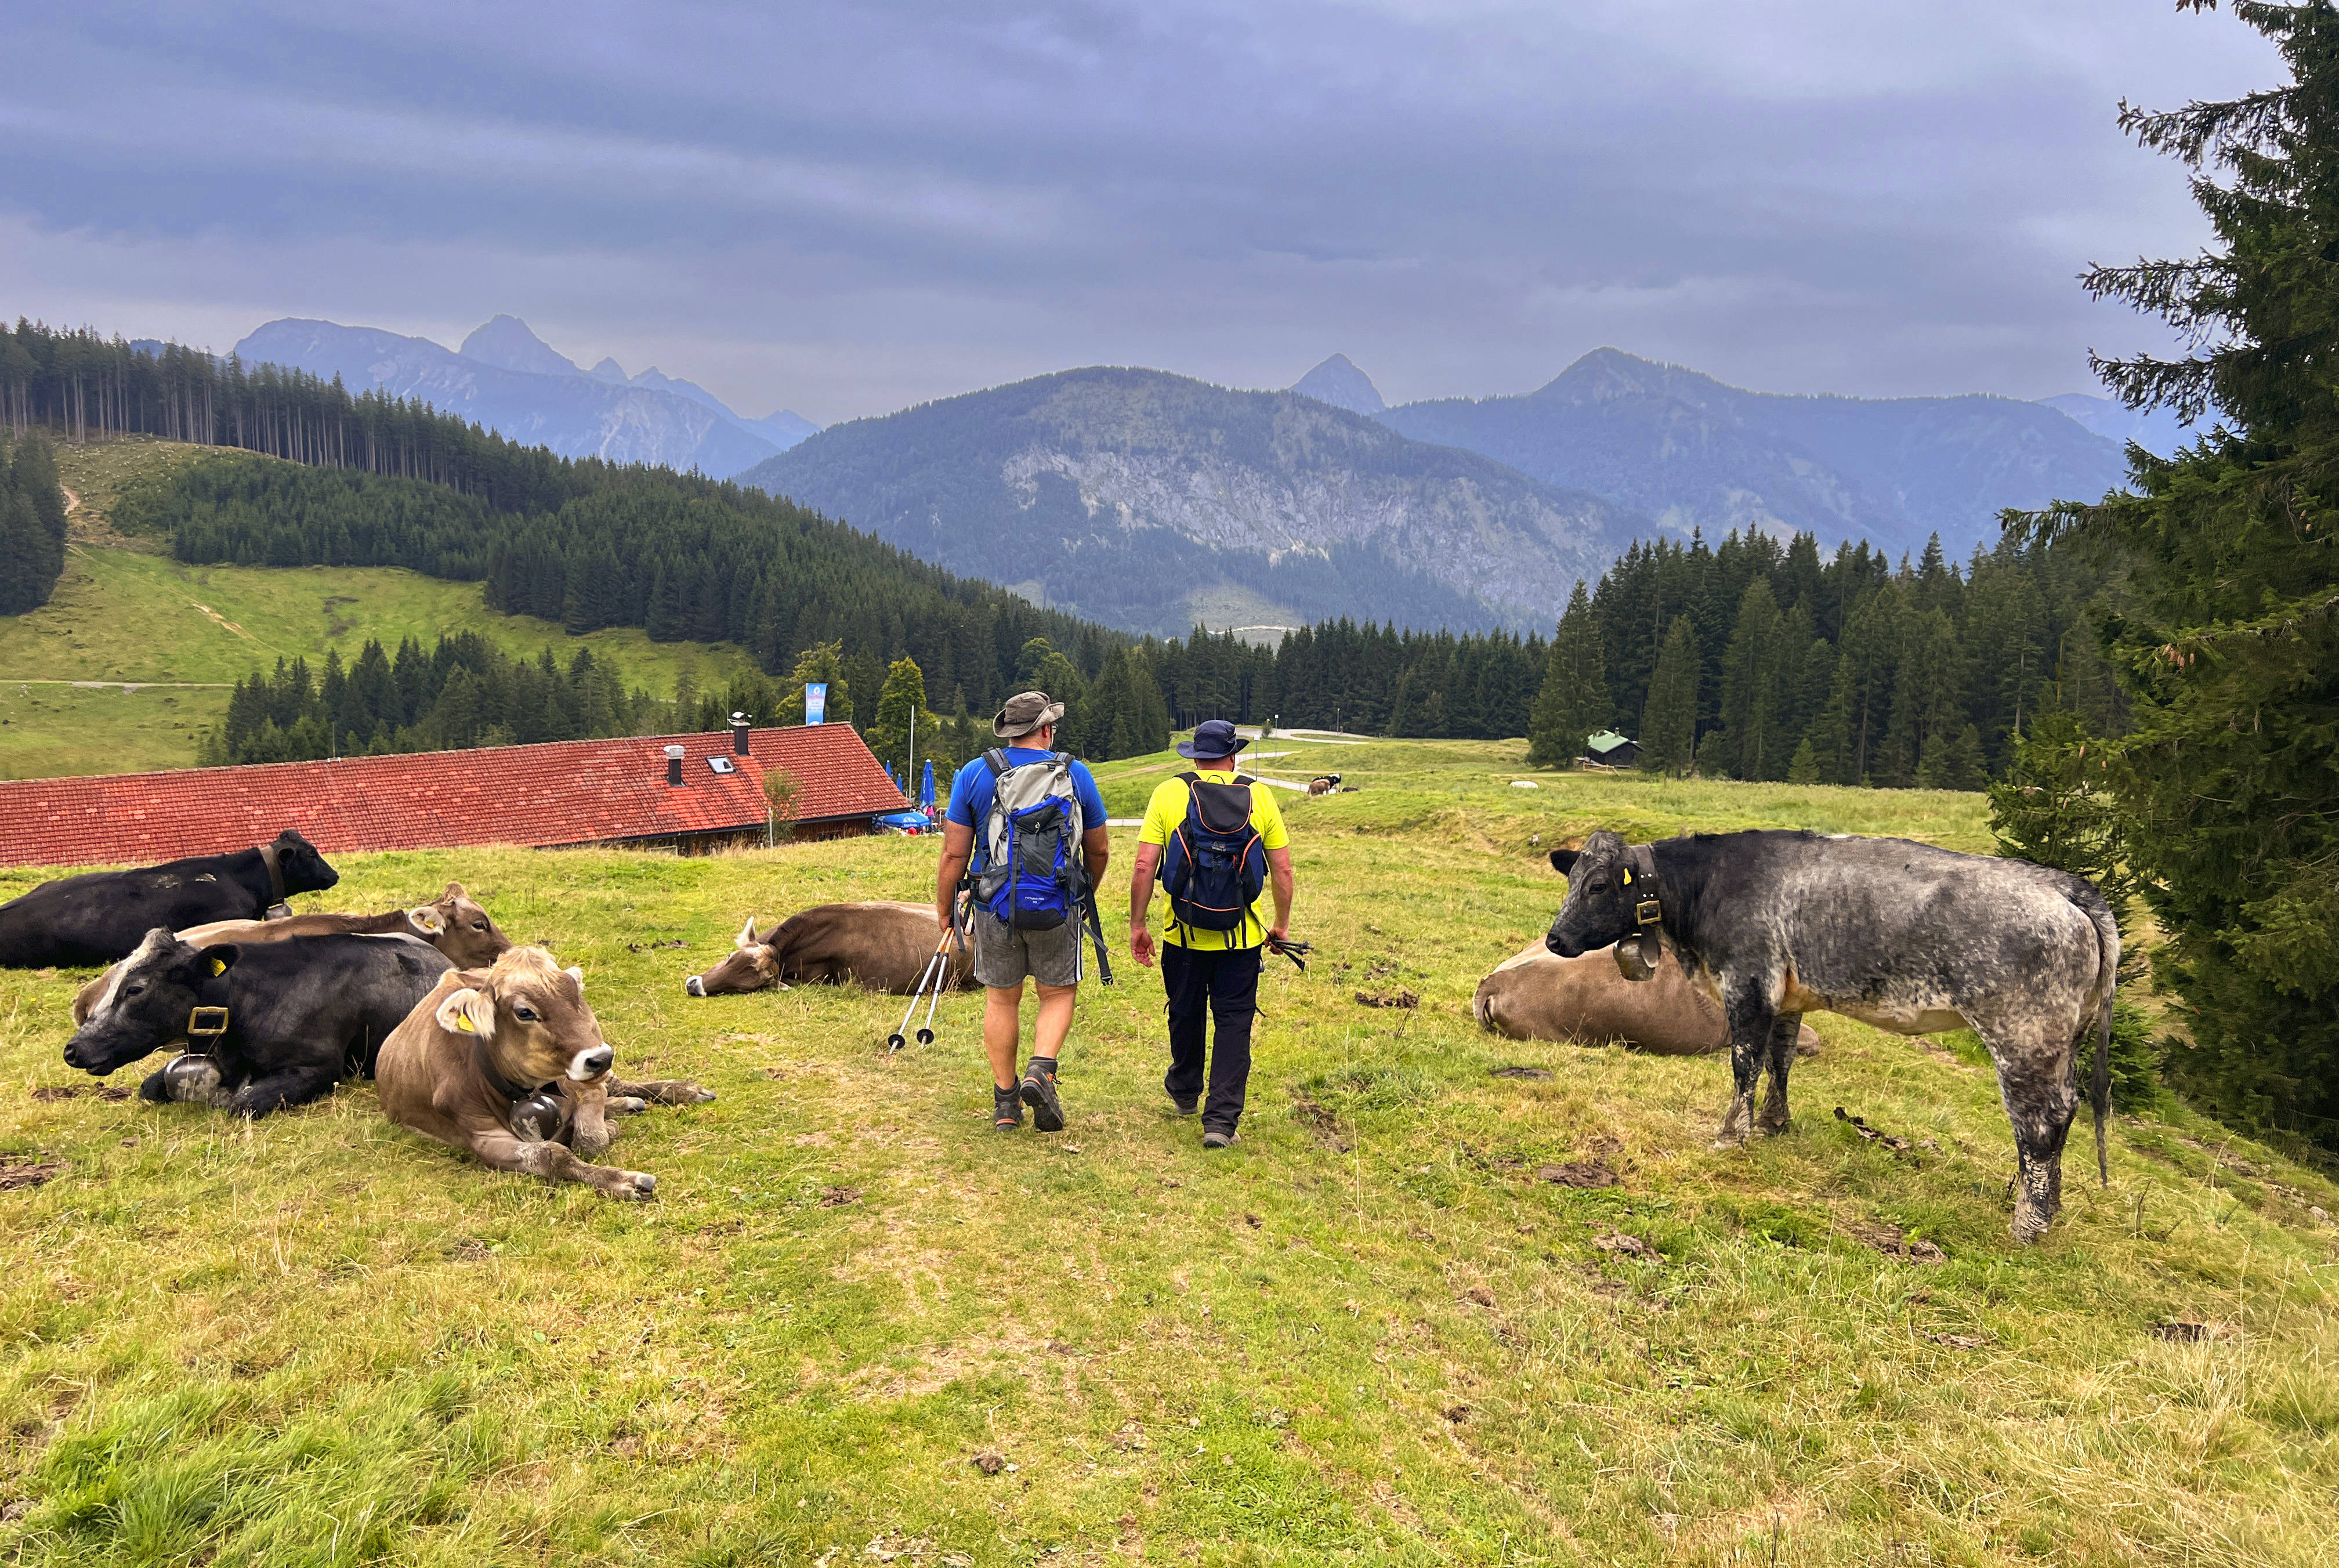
left=0, top=1, right=2284, bottom=425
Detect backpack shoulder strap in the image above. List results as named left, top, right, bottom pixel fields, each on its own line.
left=1176, top=771, right=1200, bottom=785
left=983, top=748, right=1009, bottom=777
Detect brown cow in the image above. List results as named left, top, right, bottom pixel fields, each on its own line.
left=1473, top=936, right=1822, bottom=1058
left=71, top=883, right=510, bottom=1026
left=684, top=902, right=973, bottom=997
left=1306, top=774, right=1342, bottom=796
left=375, top=947, right=712, bottom=1198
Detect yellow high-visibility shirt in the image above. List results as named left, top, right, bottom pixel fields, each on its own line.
left=1137, top=768, right=1288, bottom=950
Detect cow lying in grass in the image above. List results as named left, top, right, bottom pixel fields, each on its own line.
left=1474, top=936, right=1820, bottom=1058
left=684, top=903, right=971, bottom=997
left=377, top=947, right=712, bottom=1199
left=1545, top=829, right=2117, bottom=1243
left=69, top=883, right=511, bottom=1027
left=62, top=929, right=451, bottom=1116
left=0, top=828, right=341, bottom=968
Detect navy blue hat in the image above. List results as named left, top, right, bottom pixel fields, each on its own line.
left=1176, top=719, right=1250, bottom=761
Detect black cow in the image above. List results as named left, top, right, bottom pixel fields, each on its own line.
left=62, top=928, right=451, bottom=1117
left=0, top=830, right=340, bottom=968
left=1545, top=830, right=2118, bottom=1244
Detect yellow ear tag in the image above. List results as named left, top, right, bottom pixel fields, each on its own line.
left=210, top=957, right=227, bottom=975
left=456, top=1013, right=475, bottom=1033
left=1622, top=868, right=1633, bottom=885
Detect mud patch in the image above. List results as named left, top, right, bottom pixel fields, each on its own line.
left=1843, top=1218, right=1946, bottom=1264
left=0, top=1153, right=67, bottom=1191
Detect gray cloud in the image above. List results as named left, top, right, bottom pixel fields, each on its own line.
left=0, top=1, right=2284, bottom=422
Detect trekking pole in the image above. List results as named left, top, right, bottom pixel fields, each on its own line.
left=888, top=950, right=944, bottom=1054
left=917, top=910, right=962, bottom=1046
left=1265, top=933, right=1313, bottom=973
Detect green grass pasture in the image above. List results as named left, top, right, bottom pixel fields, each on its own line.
left=3, top=745, right=2333, bottom=1563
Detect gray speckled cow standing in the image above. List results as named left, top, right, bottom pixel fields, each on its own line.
left=1545, top=830, right=2118, bottom=1244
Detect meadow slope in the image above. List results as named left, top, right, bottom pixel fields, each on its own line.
left=0, top=439, right=758, bottom=781
left=0, top=742, right=2334, bottom=1565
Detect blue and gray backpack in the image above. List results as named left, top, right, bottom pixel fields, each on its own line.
left=971, top=749, right=1087, bottom=930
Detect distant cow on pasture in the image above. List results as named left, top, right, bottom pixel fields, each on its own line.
left=62, top=929, right=451, bottom=1117
left=1544, top=830, right=2117, bottom=1243
left=1473, top=936, right=1820, bottom=1058
left=70, top=883, right=512, bottom=1026
left=684, top=903, right=971, bottom=997
left=1306, top=774, right=1343, bottom=796
left=0, top=830, right=341, bottom=968
left=376, top=948, right=712, bottom=1200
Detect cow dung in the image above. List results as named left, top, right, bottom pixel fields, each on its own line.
left=1538, top=1160, right=1619, bottom=1189
left=1489, top=1066, right=1555, bottom=1081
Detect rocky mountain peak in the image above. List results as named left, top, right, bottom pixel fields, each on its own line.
left=459, top=314, right=583, bottom=379
left=1291, top=353, right=1386, bottom=415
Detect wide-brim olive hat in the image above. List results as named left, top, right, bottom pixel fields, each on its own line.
left=993, top=690, right=1066, bottom=739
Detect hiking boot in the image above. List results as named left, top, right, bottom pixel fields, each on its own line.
left=1202, top=1128, right=1240, bottom=1150
left=1163, top=1069, right=1197, bottom=1116
left=1020, top=1058, right=1066, bottom=1133
left=993, top=1085, right=1023, bottom=1130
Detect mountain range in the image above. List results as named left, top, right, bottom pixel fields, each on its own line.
left=216, top=313, right=2159, bottom=636
left=735, top=367, right=1640, bottom=636
left=1373, top=350, right=2133, bottom=562
left=229, top=314, right=817, bottom=478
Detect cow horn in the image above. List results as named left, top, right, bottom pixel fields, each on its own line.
left=735, top=917, right=759, bottom=950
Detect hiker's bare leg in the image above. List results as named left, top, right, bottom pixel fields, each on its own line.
left=1033, top=982, right=1076, bottom=1061
left=985, top=982, right=1026, bottom=1090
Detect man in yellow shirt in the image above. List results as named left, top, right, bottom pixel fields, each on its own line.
left=1128, top=719, right=1296, bottom=1149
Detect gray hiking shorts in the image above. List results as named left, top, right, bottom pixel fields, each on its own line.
left=969, top=911, right=1084, bottom=990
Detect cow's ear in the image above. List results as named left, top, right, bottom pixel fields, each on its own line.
left=407, top=906, right=447, bottom=936
left=735, top=917, right=759, bottom=950
left=443, top=881, right=466, bottom=899
left=565, top=965, right=585, bottom=989
left=194, top=944, right=239, bottom=975
left=436, top=987, right=497, bottom=1040
left=1549, top=849, right=1580, bottom=877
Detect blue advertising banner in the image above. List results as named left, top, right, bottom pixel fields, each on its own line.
left=806, top=683, right=827, bottom=725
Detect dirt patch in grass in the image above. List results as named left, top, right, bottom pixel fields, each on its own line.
left=1843, top=1218, right=1946, bottom=1263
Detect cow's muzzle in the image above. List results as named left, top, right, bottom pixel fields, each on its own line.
left=684, top=975, right=705, bottom=997
left=570, top=1045, right=615, bottom=1080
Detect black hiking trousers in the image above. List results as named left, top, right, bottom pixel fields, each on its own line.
left=1161, top=943, right=1262, bottom=1135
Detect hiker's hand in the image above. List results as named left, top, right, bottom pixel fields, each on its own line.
left=1131, top=925, right=1155, bottom=968
left=1269, top=922, right=1289, bottom=946
left=935, top=902, right=954, bottom=937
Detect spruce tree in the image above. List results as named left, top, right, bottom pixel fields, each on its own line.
left=774, top=641, right=854, bottom=726
left=1716, top=577, right=1788, bottom=780
left=2018, top=0, right=2339, bottom=1146
left=867, top=656, right=939, bottom=777
left=1639, top=615, right=1700, bottom=774
left=1526, top=581, right=1610, bottom=766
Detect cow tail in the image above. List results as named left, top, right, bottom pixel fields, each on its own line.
left=2081, top=892, right=2120, bottom=1187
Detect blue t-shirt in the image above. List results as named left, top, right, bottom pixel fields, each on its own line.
left=947, top=748, right=1109, bottom=842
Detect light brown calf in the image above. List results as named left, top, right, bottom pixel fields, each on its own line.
left=1473, top=936, right=1822, bottom=1057
left=375, top=947, right=711, bottom=1198
left=72, top=882, right=510, bottom=1025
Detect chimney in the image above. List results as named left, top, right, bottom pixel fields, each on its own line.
left=730, top=711, right=752, bottom=755
left=664, top=744, right=685, bottom=787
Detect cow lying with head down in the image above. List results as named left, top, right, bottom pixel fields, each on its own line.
left=0, top=828, right=341, bottom=968
left=1475, top=936, right=1820, bottom=1058
left=376, top=947, right=712, bottom=1198
left=685, top=902, right=971, bottom=997
left=1546, top=828, right=2118, bottom=1243
left=70, top=883, right=511, bottom=1026
left=63, top=929, right=451, bottom=1116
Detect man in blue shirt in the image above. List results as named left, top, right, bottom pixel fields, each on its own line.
left=935, top=690, right=1111, bottom=1134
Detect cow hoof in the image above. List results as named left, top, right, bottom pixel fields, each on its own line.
left=610, top=1171, right=657, bottom=1200
left=1756, top=1117, right=1793, bottom=1138
left=1710, top=1133, right=1748, bottom=1151
left=607, top=1096, right=649, bottom=1115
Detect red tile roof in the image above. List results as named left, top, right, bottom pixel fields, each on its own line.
left=0, top=726, right=908, bottom=869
